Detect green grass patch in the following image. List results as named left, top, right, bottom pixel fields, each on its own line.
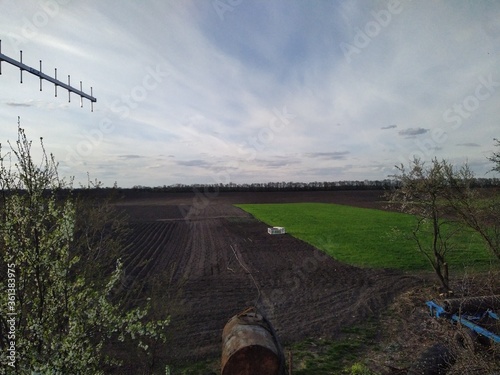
left=173, top=358, right=219, bottom=375
left=236, top=203, right=497, bottom=271
left=289, top=320, right=379, bottom=375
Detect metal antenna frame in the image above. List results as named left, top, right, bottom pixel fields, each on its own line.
left=0, top=40, right=96, bottom=111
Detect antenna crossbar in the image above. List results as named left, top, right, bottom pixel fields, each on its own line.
left=0, top=40, right=96, bottom=110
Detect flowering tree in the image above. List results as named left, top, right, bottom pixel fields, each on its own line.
left=0, top=123, right=169, bottom=374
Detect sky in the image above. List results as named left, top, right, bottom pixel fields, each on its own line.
left=0, top=0, right=499, bottom=188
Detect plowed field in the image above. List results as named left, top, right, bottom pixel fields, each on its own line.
left=115, top=190, right=420, bottom=364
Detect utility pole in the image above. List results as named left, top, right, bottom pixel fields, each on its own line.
left=0, top=40, right=96, bottom=111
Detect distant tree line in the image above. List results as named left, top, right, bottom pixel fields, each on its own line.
left=128, top=177, right=500, bottom=194
left=3, top=176, right=499, bottom=198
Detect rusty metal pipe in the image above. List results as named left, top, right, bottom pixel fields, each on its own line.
left=443, top=295, right=500, bottom=314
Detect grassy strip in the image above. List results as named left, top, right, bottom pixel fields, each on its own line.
left=289, top=321, right=380, bottom=375
left=235, top=203, right=497, bottom=271
left=174, top=359, right=219, bottom=375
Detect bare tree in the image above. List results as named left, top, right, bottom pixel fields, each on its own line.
left=438, top=141, right=500, bottom=263
left=488, top=138, right=500, bottom=174
left=442, top=163, right=500, bottom=262
left=387, top=158, right=461, bottom=292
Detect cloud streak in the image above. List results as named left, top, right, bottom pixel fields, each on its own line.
left=304, top=152, right=350, bottom=160
left=5, top=102, right=33, bottom=107
left=398, top=128, right=429, bottom=137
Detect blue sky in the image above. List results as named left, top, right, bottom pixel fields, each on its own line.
left=1, top=0, right=499, bottom=187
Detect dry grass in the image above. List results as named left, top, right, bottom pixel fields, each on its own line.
left=362, top=270, right=500, bottom=375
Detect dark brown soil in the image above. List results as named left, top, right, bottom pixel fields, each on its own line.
left=113, top=190, right=423, bottom=371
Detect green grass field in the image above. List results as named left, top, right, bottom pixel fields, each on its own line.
left=235, top=203, right=497, bottom=272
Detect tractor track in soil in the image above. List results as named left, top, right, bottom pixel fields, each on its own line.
left=115, top=190, right=421, bottom=364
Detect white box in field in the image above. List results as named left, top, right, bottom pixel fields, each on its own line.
left=268, top=226, right=286, bottom=235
